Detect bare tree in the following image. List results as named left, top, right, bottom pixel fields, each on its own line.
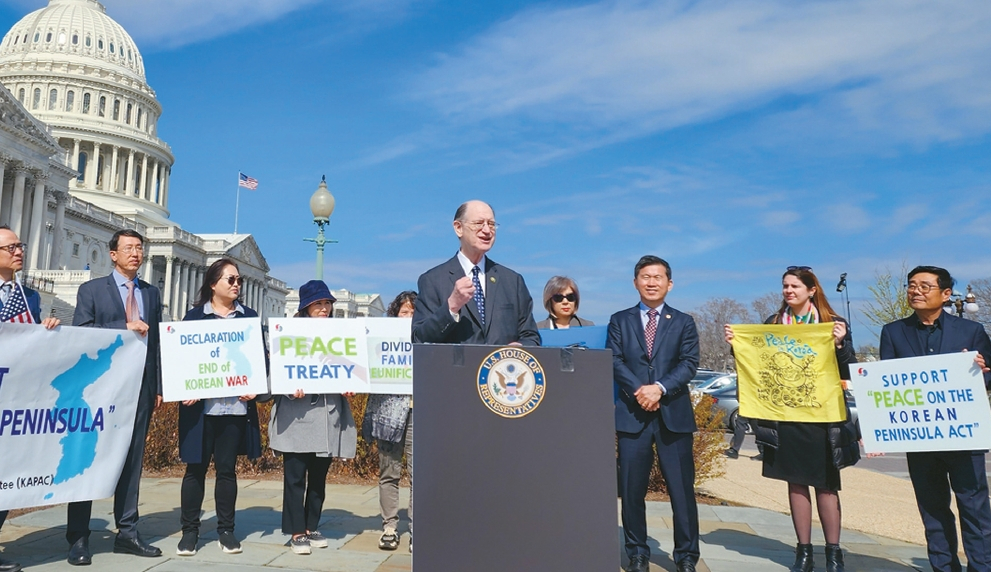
left=969, top=278, right=991, bottom=335
left=861, top=264, right=913, bottom=329
left=691, top=297, right=752, bottom=371
left=750, top=291, right=781, bottom=323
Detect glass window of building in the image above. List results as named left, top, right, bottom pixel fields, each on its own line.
left=32, top=88, right=40, bottom=109
left=17, top=88, right=24, bottom=104
left=137, top=108, right=143, bottom=128
left=72, top=33, right=78, bottom=45
left=98, top=95, right=106, bottom=117
left=58, top=32, right=65, bottom=44
left=77, top=152, right=87, bottom=180
left=125, top=103, right=132, bottom=124
left=109, top=42, right=114, bottom=54
left=85, top=35, right=91, bottom=47
left=33, top=32, right=39, bottom=42
left=112, top=99, right=120, bottom=120
left=82, top=92, right=90, bottom=114
left=65, top=90, right=74, bottom=112
left=97, top=38, right=103, bottom=50
left=45, top=32, right=51, bottom=43
left=48, top=89, right=57, bottom=110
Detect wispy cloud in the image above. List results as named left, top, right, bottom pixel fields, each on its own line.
left=412, top=0, right=991, bottom=158
left=4, top=0, right=419, bottom=49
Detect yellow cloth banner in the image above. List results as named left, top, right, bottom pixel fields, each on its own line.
left=731, top=323, right=846, bottom=423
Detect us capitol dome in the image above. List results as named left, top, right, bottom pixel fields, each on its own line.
left=0, top=0, right=298, bottom=322
left=0, top=0, right=172, bottom=223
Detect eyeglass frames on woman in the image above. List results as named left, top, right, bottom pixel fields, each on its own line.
left=551, top=293, right=577, bottom=303
left=0, top=242, right=26, bottom=255
left=223, top=275, right=244, bottom=286
left=787, top=266, right=813, bottom=272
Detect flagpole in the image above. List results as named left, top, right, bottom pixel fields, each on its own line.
left=234, top=172, right=241, bottom=235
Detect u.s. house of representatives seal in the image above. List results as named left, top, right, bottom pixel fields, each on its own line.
left=477, top=347, right=546, bottom=418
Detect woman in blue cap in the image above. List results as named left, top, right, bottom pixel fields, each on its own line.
left=269, top=280, right=357, bottom=555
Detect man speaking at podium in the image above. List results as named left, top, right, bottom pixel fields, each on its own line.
left=412, top=200, right=539, bottom=347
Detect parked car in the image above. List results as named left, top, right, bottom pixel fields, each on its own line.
left=689, top=369, right=725, bottom=391
left=707, top=380, right=739, bottom=429
left=695, top=373, right=736, bottom=395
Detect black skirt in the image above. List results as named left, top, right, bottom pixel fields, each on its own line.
left=762, top=421, right=841, bottom=491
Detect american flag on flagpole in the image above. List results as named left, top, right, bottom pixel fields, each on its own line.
left=0, top=284, right=35, bottom=323
left=238, top=172, right=258, bottom=190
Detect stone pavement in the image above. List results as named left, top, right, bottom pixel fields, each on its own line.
left=0, top=468, right=933, bottom=572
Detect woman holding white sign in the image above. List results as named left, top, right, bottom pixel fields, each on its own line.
left=268, top=280, right=357, bottom=555
left=176, top=258, right=263, bottom=557
left=363, top=290, right=416, bottom=552
left=724, top=266, right=859, bottom=572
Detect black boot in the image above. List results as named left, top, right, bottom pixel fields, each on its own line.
left=825, top=543, right=845, bottom=572
left=790, top=543, right=813, bottom=572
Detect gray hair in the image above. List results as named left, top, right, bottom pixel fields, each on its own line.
left=542, top=276, right=580, bottom=315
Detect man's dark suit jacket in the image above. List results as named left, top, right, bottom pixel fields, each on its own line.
left=72, top=273, right=162, bottom=408
left=608, top=304, right=700, bottom=434
left=412, top=254, right=540, bottom=346
left=880, top=311, right=991, bottom=387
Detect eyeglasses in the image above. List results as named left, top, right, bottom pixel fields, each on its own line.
left=463, top=220, right=499, bottom=232
left=223, top=275, right=244, bottom=286
left=787, top=266, right=813, bottom=272
left=0, top=242, right=26, bottom=255
left=907, top=282, right=939, bottom=294
left=551, top=293, right=577, bottom=303
left=116, top=245, right=144, bottom=254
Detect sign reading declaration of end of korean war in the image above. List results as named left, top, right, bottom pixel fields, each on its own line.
left=159, top=318, right=268, bottom=402
left=851, top=352, right=991, bottom=454
left=0, top=323, right=147, bottom=511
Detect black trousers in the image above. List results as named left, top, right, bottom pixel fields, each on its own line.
left=181, top=415, right=246, bottom=534
left=908, top=450, right=991, bottom=572
left=618, top=419, right=700, bottom=565
left=66, top=395, right=153, bottom=543
left=281, top=452, right=332, bottom=535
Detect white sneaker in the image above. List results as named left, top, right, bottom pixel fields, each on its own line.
left=290, top=536, right=311, bottom=555
left=306, top=531, right=329, bottom=549
left=378, top=527, right=399, bottom=551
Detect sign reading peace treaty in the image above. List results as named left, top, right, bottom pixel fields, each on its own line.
left=159, top=318, right=269, bottom=402
left=0, top=323, right=146, bottom=510
left=851, top=352, right=991, bottom=454
left=268, top=318, right=372, bottom=395
left=731, top=323, right=846, bottom=423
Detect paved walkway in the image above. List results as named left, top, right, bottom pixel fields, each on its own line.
left=0, top=445, right=937, bottom=571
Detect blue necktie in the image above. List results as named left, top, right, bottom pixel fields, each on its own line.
left=472, top=266, right=485, bottom=326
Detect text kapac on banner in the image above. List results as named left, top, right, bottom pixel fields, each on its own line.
left=731, top=323, right=846, bottom=423
left=159, top=318, right=268, bottom=402
left=0, top=323, right=146, bottom=511
left=269, top=318, right=371, bottom=395
left=851, top=352, right=991, bottom=454
left=365, top=317, right=413, bottom=395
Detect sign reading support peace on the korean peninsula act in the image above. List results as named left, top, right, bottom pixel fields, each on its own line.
left=851, top=352, right=991, bottom=454
left=0, top=323, right=147, bottom=510
left=268, top=318, right=413, bottom=395
left=731, top=323, right=847, bottom=423
left=159, top=318, right=268, bottom=402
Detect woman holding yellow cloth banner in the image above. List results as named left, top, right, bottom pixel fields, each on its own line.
left=724, top=266, right=859, bottom=572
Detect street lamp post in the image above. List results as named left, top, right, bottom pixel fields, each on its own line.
left=945, top=284, right=980, bottom=318
left=303, top=176, right=337, bottom=281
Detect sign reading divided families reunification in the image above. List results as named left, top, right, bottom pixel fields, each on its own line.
left=731, top=323, right=847, bottom=423
left=0, top=323, right=147, bottom=510
left=159, top=318, right=268, bottom=402
left=851, top=352, right=991, bottom=454
left=268, top=318, right=412, bottom=395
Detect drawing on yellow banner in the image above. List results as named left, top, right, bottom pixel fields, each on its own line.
left=730, top=323, right=846, bottom=423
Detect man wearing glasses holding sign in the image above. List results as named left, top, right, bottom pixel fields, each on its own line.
left=412, top=200, right=539, bottom=347
left=0, top=225, right=60, bottom=572
left=64, top=229, right=163, bottom=565
left=880, top=266, right=991, bottom=572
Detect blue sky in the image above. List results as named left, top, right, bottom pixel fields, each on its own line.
left=2, top=0, right=990, bottom=341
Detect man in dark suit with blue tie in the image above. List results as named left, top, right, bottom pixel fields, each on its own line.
left=880, top=265, right=991, bottom=572
left=609, top=255, right=700, bottom=572
left=412, top=200, right=539, bottom=347
left=64, top=229, right=164, bottom=565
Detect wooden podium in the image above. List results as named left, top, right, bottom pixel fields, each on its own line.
left=413, top=344, right=618, bottom=571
